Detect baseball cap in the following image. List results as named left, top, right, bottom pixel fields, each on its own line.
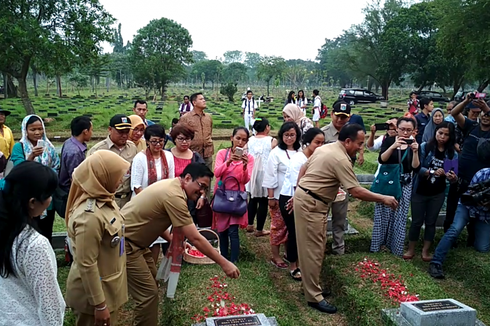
left=333, top=101, right=351, bottom=116
left=0, top=108, right=11, bottom=116
left=110, top=114, right=132, bottom=130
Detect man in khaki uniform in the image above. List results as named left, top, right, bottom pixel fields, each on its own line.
left=88, top=114, right=138, bottom=208
left=121, top=163, right=240, bottom=326
left=321, top=101, right=358, bottom=255
left=294, top=124, right=398, bottom=314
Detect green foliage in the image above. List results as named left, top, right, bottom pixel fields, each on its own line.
left=192, top=50, right=207, bottom=63
left=68, top=73, right=89, bottom=95
left=223, top=50, right=243, bottom=64
left=129, top=18, right=193, bottom=99
left=223, top=62, right=248, bottom=83
left=191, top=60, right=223, bottom=89
left=257, top=56, right=286, bottom=96
left=220, top=82, right=238, bottom=102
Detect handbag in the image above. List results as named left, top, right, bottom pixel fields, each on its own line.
left=371, top=149, right=409, bottom=199
left=212, top=171, right=248, bottom=216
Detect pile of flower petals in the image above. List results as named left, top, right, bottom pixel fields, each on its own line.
left=191, top=276, right=255, bottom=323
left=187, top=248, right=206, bottom=258
left=355, top=258, right=419, bottom=303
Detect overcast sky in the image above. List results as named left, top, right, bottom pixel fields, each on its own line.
left=99, top=0, right=368, bottom=61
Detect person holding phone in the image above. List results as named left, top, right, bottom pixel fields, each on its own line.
left=213, top=127, right=254, bottom=263
left=11, top=115, right=60, bottom=243
left=405, top=121, right=458, bottom=261
left=366, top=118, right=398, bottom=152
left=371, top=117, right=420, bottom=257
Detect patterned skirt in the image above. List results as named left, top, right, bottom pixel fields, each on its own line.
left=270, top=205, right=288, bottom=246
left=370, top=175, right=412, bottom=257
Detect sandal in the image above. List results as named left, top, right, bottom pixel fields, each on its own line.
left=254, top=230, right=270, bottom=237
left=246, top=225, right=255, bottom=233
left=283, top=255, right=289, bottom=263
left=402, top=253, right=415, bottom=260
left=290, top=268, right=302, bottom=281
left=421, top=255, right=433, bottom=262
left=270, top=259, right=288, bottom=269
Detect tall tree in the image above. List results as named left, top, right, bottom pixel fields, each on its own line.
left=0, top=0, right=115, bottom=114
left=244, top=52, right=261, bottom=82
left=191, top=60, right=223, bottom=89
left=223, top=50, right=243, bottom=64
left=223, top=62, right=248, bottom=83
left=129, top=18, right=193, bottom=99
left=192, top=51, right=208, bottom=63
left=257, top=56, right=286, bottom=96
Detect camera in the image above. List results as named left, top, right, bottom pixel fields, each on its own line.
left=460, top=178, right=490, bottom=207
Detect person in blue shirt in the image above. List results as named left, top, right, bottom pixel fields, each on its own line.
left=429, top=167, right=490, bottom=279
left=415, top=97, right=434, bottom=144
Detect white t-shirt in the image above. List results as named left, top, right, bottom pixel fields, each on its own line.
left=262, top=147, right=299, bottom=199
left=242, top=99, right=258, bottom=115
left=0, top=227, right=65, bottom=326
left=280, top=152, right=307, bottom=197
left=131, top=151, right=175, bottom=197
left=312, top=96, right=321, bottom=121
left=297, top=98, right=308, bottom=114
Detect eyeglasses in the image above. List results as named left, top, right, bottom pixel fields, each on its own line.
left=149, top=139, right=164, bottom=145
left=195, top=180, right=208, bottom=192
left=399, top=128, right=413, bottom=133
left=284, top=133, right=297, bottom=139
left=176, top=137, right=191, bottom=143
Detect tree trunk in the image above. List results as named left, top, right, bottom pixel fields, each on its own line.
left=106, top=76, right=110, bottom=93
left=381, top=82, right=390, bottom=100
left=477, top=80, right=489, bottom=92
left=266, top=79, right=270, bottom=97
left=17, top=77, right=35, bottom=115
left=6, top=74, right=17, bottom=98
left=32, top=69, right=38, bottom=97
left=416, top=83, right=426, bottom=92
left=56, top=75, right=62, bottom=97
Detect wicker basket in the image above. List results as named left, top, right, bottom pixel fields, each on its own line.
left=183, top=229, right=220, bottom=265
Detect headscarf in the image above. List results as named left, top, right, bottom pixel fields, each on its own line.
left=129, top=115, right=147, bottom=151
left=422, top=108, right=444, bottom=143
left=283, top=104, right=312, bottom=131
left=65, top=150, right=130, bottom=224
left=20, top=115, right=59, bottom=169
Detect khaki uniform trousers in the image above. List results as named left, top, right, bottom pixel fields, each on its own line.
left=329, top=196, right=348, bottom=255
left=294, top=188, right=330, bottom=303
left=75, top=309, right=119, bottom=326
left=126, top=242, right=159, bottom=326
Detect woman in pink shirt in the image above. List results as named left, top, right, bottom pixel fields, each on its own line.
left=212, top=127, right=254, bottom=263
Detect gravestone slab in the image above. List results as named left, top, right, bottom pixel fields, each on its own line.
left=191, top=314, right=278, bottom=326
left=401, top=299, right=476, bottom=326
left=382, top=307, right=485, bottom=326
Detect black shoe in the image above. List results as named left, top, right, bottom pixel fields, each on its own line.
left=322, top=289, right=332, bottom=297
left=428, top=262, right=445, bottom=279
left=308, top=300, right=337, bottom=314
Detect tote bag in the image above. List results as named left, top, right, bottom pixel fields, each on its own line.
left=371, top=150, right=408, bottom=199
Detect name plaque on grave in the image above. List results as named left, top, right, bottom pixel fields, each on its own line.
left=213, top=315, right=261, bottom=326
left=413, top=300, right=463, bottom=312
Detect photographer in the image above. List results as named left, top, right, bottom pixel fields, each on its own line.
left=445, top=93, right=490, bottom=243
left=429, top=167, right=490, bottom=279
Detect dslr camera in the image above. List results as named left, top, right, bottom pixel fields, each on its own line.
left=460, top=178, right=490, bottom=207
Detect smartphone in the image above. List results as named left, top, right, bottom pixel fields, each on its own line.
left=374, top=123, right=389, bottom=131
left=475, top=92, right=487, bottom=99
left=36, top=139, right=45, bottom=148
left=404, top=139, right=414, bottom=145
left=235, top=147, right=243, bottom=156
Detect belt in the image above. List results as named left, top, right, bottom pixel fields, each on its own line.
left=115, top=192, right=130, bottom=199
left=298, top=186, right=329, bottom=206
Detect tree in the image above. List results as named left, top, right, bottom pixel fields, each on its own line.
left=0, top=0, right=115, bottom=114
left=257, top=56, right=286, bottom=96
left=191, top=60, right=223, bottom=89
left=223, top=50, right=243, bottom=64
left=244, top=52, right=261, bottom=81
left=317, top=37, right=356, bottom=87
left=129, top=18, right=193, bottom=99
left=192, top=51, right=208, bottom=62
left=69, top=73, right=89, bottom=95
left=223, top=62, right=248, bottom=83
left=220, top=83, right=238, bottom=102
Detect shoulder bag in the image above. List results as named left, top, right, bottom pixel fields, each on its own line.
left=371, top=149, right=409, bottom=200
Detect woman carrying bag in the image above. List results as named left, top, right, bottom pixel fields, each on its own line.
left=371, top=117, right=420, bottom=257
left=212, top=127, right=254, bottom=263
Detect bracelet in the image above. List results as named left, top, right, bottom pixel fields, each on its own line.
left=200, top=195, right=205, bottom=199
left=95, top=305, right=107, bottom=311
left=267, top=197, right=275, bottom=200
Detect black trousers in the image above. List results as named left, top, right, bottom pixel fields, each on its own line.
left=248, top=197, right=268, bottom=231
left=445, top=180, right=475, bottom=246
left=34, top=209, right=56, bottom=244
left=279, top=195, right=298, bottom=263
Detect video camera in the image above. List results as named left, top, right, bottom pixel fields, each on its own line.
left=460, top=178, right=490, bottom=207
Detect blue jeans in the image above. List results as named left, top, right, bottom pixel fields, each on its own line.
left=219, top=224, right=240, bottom=263
left=433, top=204, right=490, bottom=265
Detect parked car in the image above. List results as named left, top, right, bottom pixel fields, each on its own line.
left=338, top=88, right=384, bottom=105
left=454, top=91, right=490, bottom=102
left=414, top=90, right=450, bottom=103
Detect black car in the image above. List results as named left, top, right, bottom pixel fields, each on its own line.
left=415, top=90, right=450, bottom=103
left=338, top=88, right=384, bottom=105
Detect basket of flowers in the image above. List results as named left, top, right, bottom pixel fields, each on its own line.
left=183, top=229, right=220, bottom=265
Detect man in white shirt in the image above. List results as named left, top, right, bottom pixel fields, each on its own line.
left=179, top=95, right=193, bottom=116
left=242, top=90, right=257, bottom=132
left=312, top=89, right=321, bottom=128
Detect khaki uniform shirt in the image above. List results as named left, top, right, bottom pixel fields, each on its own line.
left=321, top=122, right=340, bottom=144
left=178, top=110, right=214, bottom=158
left=0, top=124, right=15, bottom=159
left=298, top=142, right=360, bottom=203
left=122, top=178, right=194, bottom=248
left=65, top=199, right=127, bottom=314
left=88, top=136, right=138, bottom=195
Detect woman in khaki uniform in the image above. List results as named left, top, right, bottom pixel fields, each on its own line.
left=65, top=150, right=130, bottom=326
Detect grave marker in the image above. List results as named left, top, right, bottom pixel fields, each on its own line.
left=192, top=313, right=278, bottom=326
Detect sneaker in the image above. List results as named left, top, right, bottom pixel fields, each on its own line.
left=428, top=262, right=445, bottom=279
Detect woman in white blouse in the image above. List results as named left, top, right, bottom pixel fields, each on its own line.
left=297, top=90, right=308, bottom=115
left=131, top=124, right=175, bottom=263
left=263, top=122, right=301, bottom=269
left=279, top=128, right=325, bottom=280
left=0, top=161, right=65, bottom=326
